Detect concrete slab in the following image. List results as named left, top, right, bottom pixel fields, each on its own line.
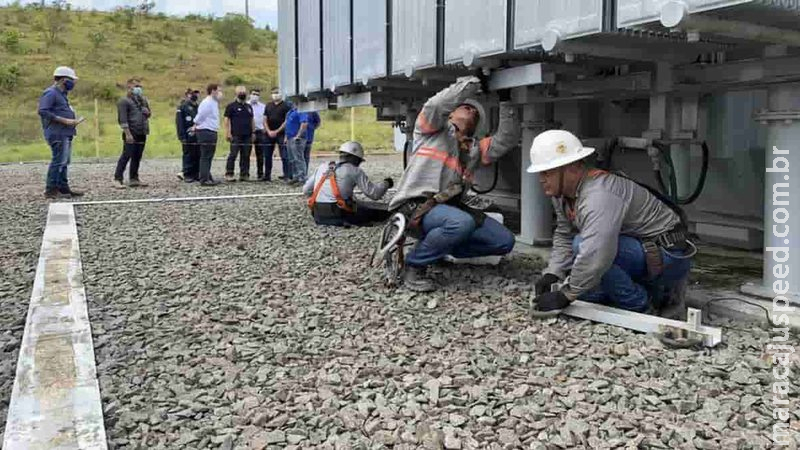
left=2, top=203, right=107, bottom=449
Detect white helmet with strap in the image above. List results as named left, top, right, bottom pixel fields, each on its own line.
left=53, top=66, right=78, bottom=80
left=339, top=141, right=365, bottom=160
left=461, top=98, right=488, bottom=138
left=526, top=130, right=595, bottom=173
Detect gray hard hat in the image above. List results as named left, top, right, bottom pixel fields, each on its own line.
left=339, top=141, right=365, bottom=160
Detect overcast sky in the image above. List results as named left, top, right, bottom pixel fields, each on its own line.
left=1, top=0, right=279, bottom=28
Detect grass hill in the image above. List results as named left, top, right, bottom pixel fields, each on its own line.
left=0, top=4, right=393, bottom=163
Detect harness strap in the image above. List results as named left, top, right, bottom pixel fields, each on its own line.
left=307, top=162, right=353, bottom=213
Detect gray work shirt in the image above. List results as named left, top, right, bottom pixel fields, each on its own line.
left=303, top=162, right=389, bottom=203
left=117, top=95, right=151, bottom=136
left=547, top=171, right=682, bottom=297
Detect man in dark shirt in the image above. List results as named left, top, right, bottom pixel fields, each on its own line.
left=115, top=78, right=152, bottom=188
left=38, top=66, right=85, bottom=199
left=264, top=87, right=291, bottom=181
left=224, top=85, right=255, bottom=182
left=176, top=88, right=200, bottom=182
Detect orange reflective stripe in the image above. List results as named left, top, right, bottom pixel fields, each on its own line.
left=479, top=137, right=493, bottom=165
left=307, top=163, right=334, bottom=210
left=416, top=146, right=474, bottom=181
left=328, top=170, right=353, bottom=213
left=588, top=168, right=608, bottom=178
left=417, top=112, right=437, bottom=134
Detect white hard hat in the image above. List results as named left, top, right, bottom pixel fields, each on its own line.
left=339, top=141, right=365, bottom=160
left=53, top=66, right=78, bottom=80
left=461, top=98, right=488, bottom=137
left=526, top=130, right=595, bottom=173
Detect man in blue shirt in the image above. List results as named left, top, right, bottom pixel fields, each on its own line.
left=38, top=66, right=85, bottom=199
left=284, top=106, right=309, bottom=185
left=304, top=111, right=321, bottom=170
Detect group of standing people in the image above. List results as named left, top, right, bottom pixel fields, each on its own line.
left=175, top=85, right=321, bottom=186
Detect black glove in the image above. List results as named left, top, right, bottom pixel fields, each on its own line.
left=534, top=273, right=561, bottom=296
left=383, top=178, right=394, bottom=189
left=534, top=290, right=571, bottom=312
left=497, top=89, right=512, bottom=102
left=474, top=68, right=491, bottom=93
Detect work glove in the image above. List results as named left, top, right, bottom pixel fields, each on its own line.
left=533, top=290, right=571, bottom=312
left=534, top=273, right=561, bottom=296
left=383, top=178, right=394, bottom=189
left=474, top=68, right=491, bottom=93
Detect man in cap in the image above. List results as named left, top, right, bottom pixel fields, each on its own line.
left=115, top=77, right=152, bottom=188
left=388, top=76, right=520, bottom=292
left=176, top=88, right=201, bottom=182
left=38, top=66, right=85, bottom=199
left=528, top=130, right=693, bottom=316
left=304, top=141, right=394, bottom=226
left=224, top=85, right=256, bottom=181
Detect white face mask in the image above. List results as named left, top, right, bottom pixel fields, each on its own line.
left=272, top=94, right=282, bottom=102
left=250, top=95, right=260, bottom=103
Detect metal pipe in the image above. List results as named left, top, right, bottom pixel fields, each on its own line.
left=519, top=103, right=553, bottom=246
left=661, top=0, right=800, bottom=47
left=742, top=83, right=800, bottom=305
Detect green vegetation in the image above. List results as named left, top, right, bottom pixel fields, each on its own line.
left=0, top=3, right=393, bottom=163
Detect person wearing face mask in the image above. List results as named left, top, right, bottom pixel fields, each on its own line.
left=192, top=84, right=223, bottom=186
left=264, top=87, right=292, bottom=181
left=114, top=78, right=152, bottom=188
left=248, top=89, right=269, bottom=181
left=176, top=88, right=201, bottom=182
left=388, top=76, right=520, bottom=292
left=223, top=85, right=256, bottom=182
left=38, top=66, right=85, bottom=199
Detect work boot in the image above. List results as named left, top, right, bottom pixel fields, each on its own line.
left=113, top=179, right=126, bottom=189
left=200, top=180, right=220, bottom=187
left=129, top=179, right=148, bottom=188
left=402, top=266, right=436, bottom=293
left=44, top=188, right=59, bottom=199
left=658, top=278, right=688, bottom=320
left=239, top=174, right=250, bottom=182
left=61, top=188, right=84, bottom=197
left=224, top=173, right=237, bottom=182
left=257, top=175, right=265, bottom=181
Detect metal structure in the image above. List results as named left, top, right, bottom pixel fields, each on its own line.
left=278, top=0, right=800, bottom=304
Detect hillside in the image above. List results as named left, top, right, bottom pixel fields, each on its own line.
left=0, top=4, right=393, bottom=163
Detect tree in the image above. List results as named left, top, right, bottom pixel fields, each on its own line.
left=212, top=13, right=253, bottom=59
left=36, top=0, right=70, bottom=47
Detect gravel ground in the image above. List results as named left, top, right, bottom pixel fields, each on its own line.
left=3, top=156, right=800, bottom=449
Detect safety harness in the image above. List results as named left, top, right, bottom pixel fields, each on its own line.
left=307, top=161, right=354, bottom=214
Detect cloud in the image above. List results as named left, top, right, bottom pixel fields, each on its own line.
left=0, top=0, right=278, bottom=27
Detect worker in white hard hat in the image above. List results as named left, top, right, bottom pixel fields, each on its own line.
left=304, top=141, right=394, bottom=226
left=388, top=75, right=520, bottom=292
left=38, top=66, right=85, bottom=199
left=528, top=130, right=694, bottom=316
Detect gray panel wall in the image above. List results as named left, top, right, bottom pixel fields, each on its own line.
left=322, top=0, right=351, bottom=92
left=278, top=0, right=296, bottom=98
left=445, top=0, right=506, bottom=63
left=298, top=0, right=322, bottom=95
left=617, top=0, right=754, bottom=28
left=353, top=0, right=387, bottom=84
left=515, top=0, right=604, bottom=50
left=392, top=0, right=437, bottom=75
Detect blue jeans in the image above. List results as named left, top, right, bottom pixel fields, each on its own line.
left=572, top=235, right=692, bottom=312
left=304, top=141, right=313, bottom=170
left=406, top=204, right=516, bottom=267
left=287, top=138, right=308, bottom=182
left=46, top=136, right=72, bottom=191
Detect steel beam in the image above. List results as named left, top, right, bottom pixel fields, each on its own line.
left=297, top=98, right=330, bottom=112
left=488, top=63, right=545, bottom=90
left=336, top=92, right=373, bottom=108
left=562, top=302, right=722, bottom=347
left=674, top=55, right=800, bottom=89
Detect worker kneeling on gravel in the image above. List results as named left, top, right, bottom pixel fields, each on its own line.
left=529, top=130, right=694, bottom=316
left=304, top=141, right=394, bottom=226
left=388, top=76, right=520, bottom=292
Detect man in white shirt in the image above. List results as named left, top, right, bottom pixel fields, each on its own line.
left=249, top=89, right=269, bottom=181
left=192, top=83, right=223, bottom=186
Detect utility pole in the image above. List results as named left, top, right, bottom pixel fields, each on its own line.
left=245, top=0, right=250, bottom=21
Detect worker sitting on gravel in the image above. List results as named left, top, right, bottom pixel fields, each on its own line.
left=388, top=76, right=520, bottom=292
left=304, top=141, right=394, bottom=226
left=528, top=130, right=694, bottom=316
